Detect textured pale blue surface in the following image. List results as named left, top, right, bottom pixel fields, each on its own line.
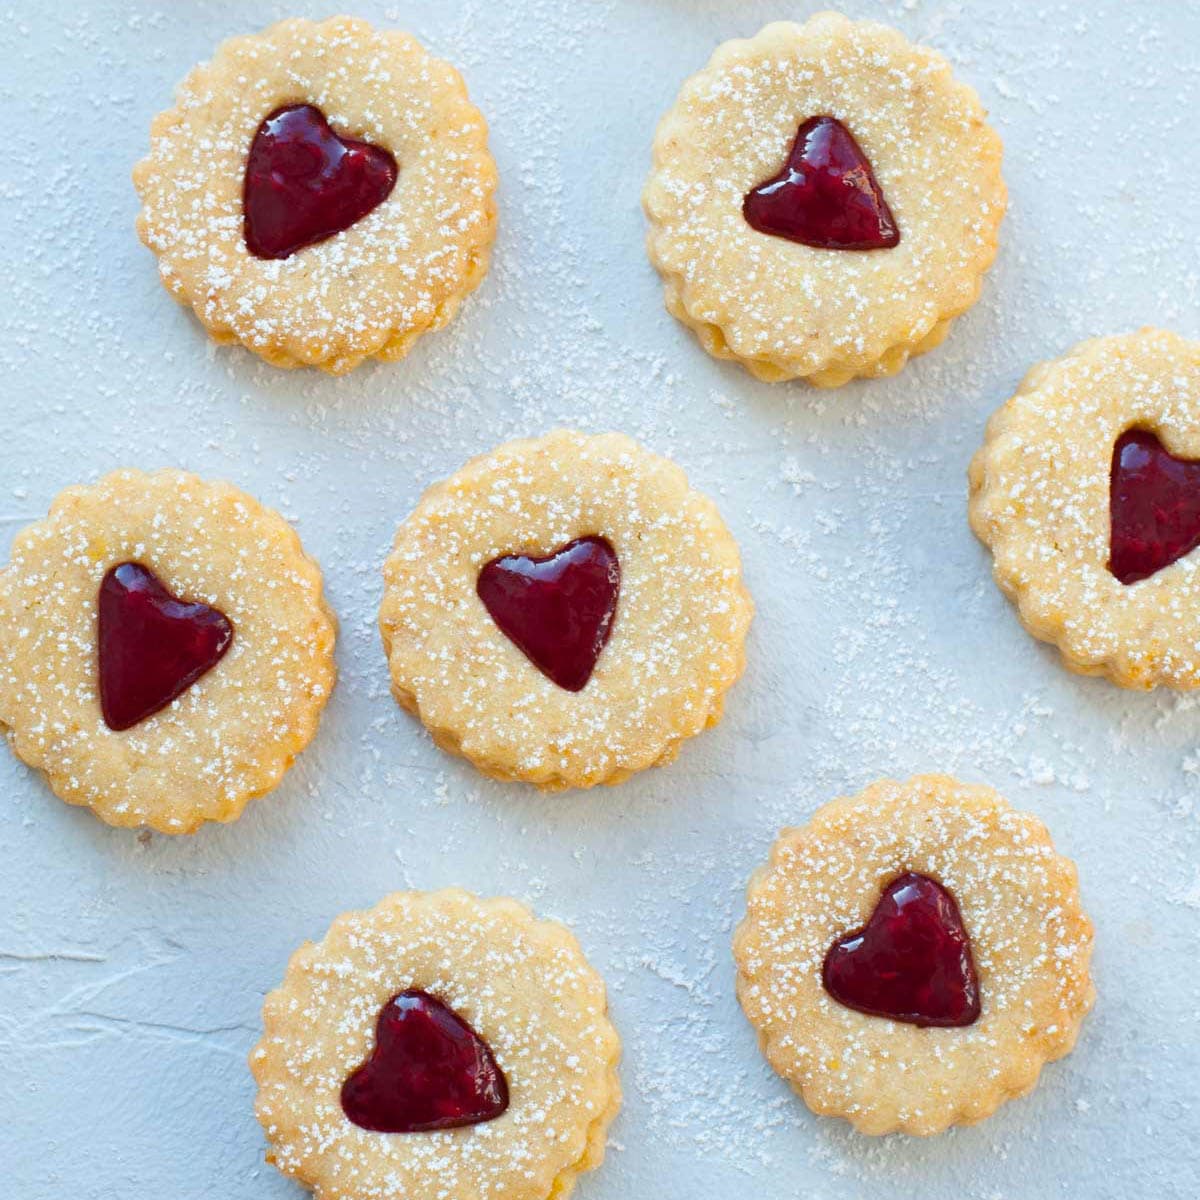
left=0, top=2, right=1197, bottom=1198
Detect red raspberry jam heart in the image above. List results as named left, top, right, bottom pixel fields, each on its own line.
left=98, top=562, right=234, bottom=732
left=243, top=103, right=398, bottom=260
left=1108, top=429, right=1200, bottom=585
left=822, top=872, right=981, bottom=1028
left=476, top=536, right=620, bottom=692
left=743, top=115, right=899, bottom=251
left=340, top=989, right=509, bottom=1134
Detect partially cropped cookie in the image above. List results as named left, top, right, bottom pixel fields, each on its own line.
left=251, top=889, right=621, bottom=1200
left=379, top=430, right=753, bottom=789
left=134, top=16, right=497, bottom=373
left=0, top=469, right=336, bottom=833
left=643, top=13, right=1005, bottom=386
left=734, top=776, right=1094, bottom=1135
left=970, top=329, right=1200, bottom=689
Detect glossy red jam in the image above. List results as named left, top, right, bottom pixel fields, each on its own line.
left=743, top=115, right=899, bottom=250
left=98, top=562, right=234, bottom=731
left=243, top=103, right=398, bottom=260
left=1109, top=428, right=1200, bottom=584
left=822, top=872, right=981, bottom=1028
left=476, top=536, right=620, bottom=692
left=340, top=990, right=509, bottom=1134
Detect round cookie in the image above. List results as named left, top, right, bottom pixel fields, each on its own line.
left=970, top=329, right=1200, bottom=689
left=251, top=889, right=621, bottom=1200
left=378, top=430, right=754, bottom=789
left=734, top=775, right=1094, bottom=1135
left=134, top=16, right=497, bottom=374
left=643, top=13, right=1005, bottom=386
left=0, top=469, right=336, bottom=833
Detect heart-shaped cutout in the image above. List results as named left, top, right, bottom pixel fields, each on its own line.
left=743, top=115, right=899, bottom=250
left=822, top=872, right=980, bottom=1028
left=98, top=562, right=234, bottom=731
left=340, top=989, right=509, bottom=1133
left=476, top=536, right=620, bottom=692
left=243, top=103, right=398, bottom=260
left=1109, top=428, right=1200, bottom=584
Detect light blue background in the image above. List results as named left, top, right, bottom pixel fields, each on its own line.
left=0, top=2, right=1197, bottom=1197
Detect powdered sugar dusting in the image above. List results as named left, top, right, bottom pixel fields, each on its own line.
left=969, top=329, right=1200, bottom=688
left=380, top=431, right=753, bottom=788
left=252, top=889, right=619, bottom=1200
left=735, top=776, right=1094, bottom=1135
left=644, top=13, right=1004, bottom=383
left=134, top=16, right=496, bottom=372
left=0, top=2, right=1197, bottom=1197
left=0, top=469, right=336, bottom=832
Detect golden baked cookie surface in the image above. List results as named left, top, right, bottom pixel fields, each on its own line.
left=251, top=889, right=621, bottom=1200
left=643, top=13, right=1005, bottom=386
left=133, top=16, right=497, bottom=374
left=0, top=468, right=336, bottom=833
left=969, top=329, right=1200, bottom=689
left=733, top=775, right=1094, bottom=1135
left=379, top=430, right=753, bottom=790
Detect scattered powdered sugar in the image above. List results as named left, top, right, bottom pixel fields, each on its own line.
left=253, top=890, right=619, bottom=1199
left=735, top=776, right=1094, bottom=1135
left=134, top=15, right=496, bottom=372
left=643, top=12, right=1004, bottom=383
left=0, top=2, right=1196, bottom=1198
left=0, top=469, right=335, bottom=832
left=380, top=430, right=752, bottom=788
left=970, top=330, right=1200, bottom=687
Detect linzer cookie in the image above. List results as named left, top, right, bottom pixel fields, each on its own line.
left=134, top=16, right=497, bottom=373
left=643, top=13, right=1005, bottom=385
left=251, top=889, right=621, bottom=1200
left=969, top=329, right=1200, bottom=689
left=734, top=776, right=1094, bottom=1135
left=379, top=431, right=753, bottom=789
left=0, top=469, right=336, bottom=833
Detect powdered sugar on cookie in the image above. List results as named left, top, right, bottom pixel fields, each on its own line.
left=379, top=430, right=753, bottom=789
left=734, top=775, right=1094, bottom=1135
left=0, top=468, right=336, bottom=832
left=969, top=328, right=1200, bottom=689
left=251, top=889, right=621, bottom=1200
left=643, top=13, right=1005, bottom=385
left=133, top=16, right=497, bottom=373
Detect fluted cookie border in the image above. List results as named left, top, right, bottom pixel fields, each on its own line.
left=643, top=13, right=1005, bottom=386
left=134, top=16, right=497, bottom=374
left=251, top=889, right=621, bottom=1200
left=0, top=468, right=336, bottom=833
left=969, top=329, right=1200, bottom=689
left=734, top=775, right=1094, bottom=1135
left=379, top=430, right=753, bottom=790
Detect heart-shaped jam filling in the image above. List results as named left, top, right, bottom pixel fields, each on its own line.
left=822, top=872, right=980, bottom=1028
left=98, top=562, right=234, bottom=732
left=743, top=115, right=899, bottom=251
left=476, top=536, right=620, bottom=692
left=340, top=989, right=509, bottom=1133
left=243, top=103, right=398, bottom=260
left=1109, top=428, right=1200, bottom=585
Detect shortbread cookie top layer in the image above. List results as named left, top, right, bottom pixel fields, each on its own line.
left=643, top=13, right=1005, bottom=386
left=970, top=329, right=1200, bottom=689
left=251, top=889, right=621, bottom=1200
left=134, top=16, right=497, bottom=374
left=379, top=430, right=754, bottom=790
left=734, top=776, right=1094, bottom=1135
left=0, top=469, right=336, bottom=833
